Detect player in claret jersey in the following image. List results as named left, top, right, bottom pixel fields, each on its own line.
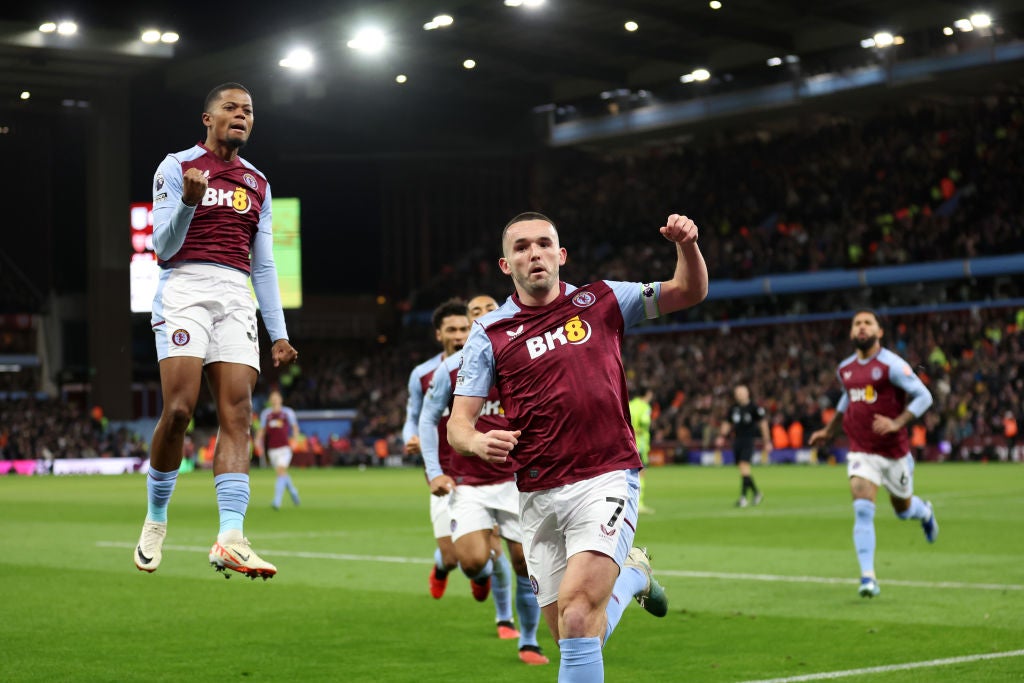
left=256, top=390, right=301, bottom=510
left=448, top=212, right=708, bottom=682
left=810, top=310, right=937, bottom=599
left=420, top=295, right=547, bottom=665
left=402, top=299, right=472, bottom=599
left=133, top=82, right=298, bottom=580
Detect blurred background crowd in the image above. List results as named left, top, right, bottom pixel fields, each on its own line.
left=2, top=87, right=1022, bottom=467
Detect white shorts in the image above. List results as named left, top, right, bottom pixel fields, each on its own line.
left=847, top=451, right=915, bottom=499
left=430, top=491, right=452, bottom=539
left=449, top=481, right=522, bottom=543
left=152, top=263, right=260, bottom=371
left=267, top=446, right=293, bottom=469
left=520, top=468, right=640, bottom=608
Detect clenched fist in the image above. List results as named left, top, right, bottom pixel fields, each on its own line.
left=660, top=214, right=699, bottom=245
left=181, top=167, right=209, bottom=207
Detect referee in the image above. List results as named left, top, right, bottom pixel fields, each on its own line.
left=718, top=384, right=771, bottom=507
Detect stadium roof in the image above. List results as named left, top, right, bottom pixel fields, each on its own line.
left=2, top=0, right=1024, bottom=154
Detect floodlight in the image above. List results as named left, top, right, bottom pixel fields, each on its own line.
left=462, top=59, right=476, bottom=69
left=395, top=74, right=407, bottom=84
left=20, top=91, right=30, bottom=100
left=141, top=29, right=160, bottom=43
left=873, top=32, right=894, bottom=47
left=279, top=48, right=314, bottom=70
left=57, top=21, right=77, bottom=36
left=160, top=32, right=179, bottom=44
left=423, top=16, right=453, bottom=31
left=766, top=57, right=782, bottom=67
left=692, top=68, right=710, bottom=81
left=348, top=28, right=387, bottom=54
left=710, top=1, right=723, bottom=9
left=625, top=21, right=639, bottom=32
left=970, top=13, right=991, bottom=28
left=39, top=22, right=57, bottom=33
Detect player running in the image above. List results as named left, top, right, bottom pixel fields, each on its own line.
left=810, top=309, right=938, bottom=598
left=420, top=295, right=548, bottom=665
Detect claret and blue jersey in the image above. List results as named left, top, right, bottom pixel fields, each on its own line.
left=836, top=347, right=933, bottom=458
left=150, top=142, right=287, bottom=343
left=420, top=349, right=516, bottom=487
left=455, top=279, right=663, bottom=492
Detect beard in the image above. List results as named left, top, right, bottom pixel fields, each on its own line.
left=853, top=334, right=878, bottom=352
left=225, top=135, right=247, bottom=150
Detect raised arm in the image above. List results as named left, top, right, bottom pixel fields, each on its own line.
left=151, top=157, right=199, bottom=260
left=656, top=214, right=709, bottom=315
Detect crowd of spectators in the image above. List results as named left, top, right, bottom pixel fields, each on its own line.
left=0, top=398, right=148, bottom=462
left=410, top=86, right=1024, bottom=316
left=244, top=303, right=1022, bottom=466
left=5, top=303, right=1017, bottom=466
left=4, top=87, right=1023, bottom=467
left=623, top=305, right=1023, bottom=463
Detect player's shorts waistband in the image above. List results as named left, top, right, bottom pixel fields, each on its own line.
left=164, top=262, right=249, bottom=286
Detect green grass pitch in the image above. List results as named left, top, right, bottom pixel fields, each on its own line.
left=1, top=462, right=1021, bottom=682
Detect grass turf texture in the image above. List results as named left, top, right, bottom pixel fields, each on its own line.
left=1, top=463, right=1021, bottom=682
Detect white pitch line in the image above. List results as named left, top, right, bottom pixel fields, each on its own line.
left=658, top=569, right=1024, bottom=591
left=98, top=541, right=1023, bottom=591
left=737, top=649, right=1024, bottom=683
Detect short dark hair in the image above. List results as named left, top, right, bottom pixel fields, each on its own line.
left=432, top=298, right=468, bottom=330
left=204, top=82, right=251, bottom=112
left=853, top=308, right=882, bottom=326
left=501, top=211, right=557, bottom=254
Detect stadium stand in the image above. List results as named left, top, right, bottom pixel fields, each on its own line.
left=5, top=87, right=1022, bottom=468
left=258, top=89, right=1024, bottom=466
